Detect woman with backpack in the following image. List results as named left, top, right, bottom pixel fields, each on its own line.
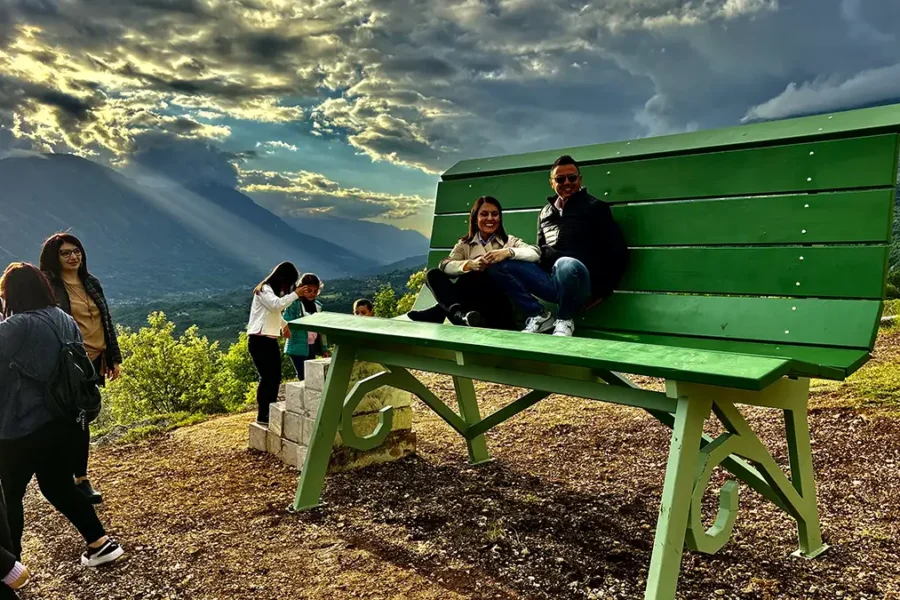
left=247, top=262, right=305, bottom=425
left=0, top=263, right=124, bottom=569
left=39, top=233, right=119, bottom=505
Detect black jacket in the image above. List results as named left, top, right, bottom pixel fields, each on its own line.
left=537, top=188, right=629, bottom=299
left=47, top=273, right=122, bottom=366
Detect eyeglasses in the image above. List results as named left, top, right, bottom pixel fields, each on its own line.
left=59, top=249, right=83, bottom=258
left=554, top=174, right=580, bottom=184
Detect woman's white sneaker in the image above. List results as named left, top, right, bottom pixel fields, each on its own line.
left=81, top=539, right=125, bottom=567
left=523, top=311, right=556, bottom=333
left=552, top=319, right=575, bottom=337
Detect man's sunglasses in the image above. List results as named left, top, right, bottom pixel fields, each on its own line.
left=554, top=174, right=579, bottom=184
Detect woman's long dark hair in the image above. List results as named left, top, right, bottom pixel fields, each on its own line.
left=460, top=196, right=508, bottom=244
left=39, top=232, right=90, bottom=281
left=254, top=262, right=299, bottom=297
left=1, top=262, right=57, bottom=317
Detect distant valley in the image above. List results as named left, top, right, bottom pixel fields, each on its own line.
left=0, top=154, right=429, bottom=300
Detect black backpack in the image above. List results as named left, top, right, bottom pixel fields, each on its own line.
left=13, top=312, right=103, bottom=430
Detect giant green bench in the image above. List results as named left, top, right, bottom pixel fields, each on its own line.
left=289, top=103, right=900, bottom=599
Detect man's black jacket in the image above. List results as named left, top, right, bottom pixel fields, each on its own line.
left=537, top=188, right=629, bottom=299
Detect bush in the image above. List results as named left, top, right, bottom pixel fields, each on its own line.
left=104, top=312, right=253, bottom=423
left=375, top=269, right=426, bottom=317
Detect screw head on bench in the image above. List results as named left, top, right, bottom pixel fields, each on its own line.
left=806, top=177, right=812, bottom=182
left=802, top=229, right=807, bottom=234
left=800, top=256, right=804, bottom=260
left=804, top=204, right=809, bottom=208
left=785, top=330, right=790, bottom=334
left=809, top=151, right=815, bottom=156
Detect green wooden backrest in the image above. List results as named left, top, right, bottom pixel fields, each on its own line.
left=426, top=104, right=900, bottom=352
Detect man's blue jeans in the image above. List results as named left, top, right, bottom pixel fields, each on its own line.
left=487, top=258, right=591, bottom=320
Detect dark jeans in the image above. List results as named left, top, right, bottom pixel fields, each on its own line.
left=488, top=257, right=592, bottom=320
left=0, top=483, right=18, bottom=599
left=288, top=354, right=306, bottom=381
left=248, top=335, right=282, bottom=423
left=425, top=269, right=517, bottom=330
left=73, top=356, right=105, bottom=480
left=0, top=422, right=107, bottom=560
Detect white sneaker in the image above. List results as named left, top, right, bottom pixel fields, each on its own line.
left=552, top=319, right=575, bottom=337
left=81, top=539, right=125, bottom=567
left=523, top=311, right=556, bottom=334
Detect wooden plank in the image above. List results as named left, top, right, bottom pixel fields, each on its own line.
left=443, top=103, right=900, bottom=179
left=619, top=246, right=888, bottom=299
left=429, top=246, right=887, bottom=299
left=580, top=330, right=870, bottom=380
left=430, top=210, right=542, bottom=248
left=431, top=189, right=894, bottom=247
left=614, top=189, right=894, bottom=246
left=434, top=135, right=900, bottom=214
left=581, top=293, right=881, bottom=349
left=289, top=312, right=791, bottom=390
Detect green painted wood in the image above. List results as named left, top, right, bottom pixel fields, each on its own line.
left=645, top=393, right=712, bottom=600
left=427, top=249, right=450, bottom=269
left=465, top=390, right=550, bottom=440
left=583, top=330, right=870, bottom=380
left=429, top=246, right=887, bottom=298
left=434, top=135, right=899, bottom=214
left=784, top=406, right=828, bottom=558
left=385, top=367, right=469, bottom=435
left=356, top=346, right=679, bottom=412
left=582, top=294, right=881, bottom=349
left=430, top=209, right=542, bottom=248
left=293, top=342, right=357, bottom=511
left=444, top=103, right=900, bottom=179
left=619, top=246, right=888, bottom=299
left=431, top=189, right=894, bottom=248
left=291, top=313, right=792, bottom=389
left=613, top=189, right=894, bottom=246
left=431, top=189, right=894, bottom=247
left=452, top=377, right=492, bottom=464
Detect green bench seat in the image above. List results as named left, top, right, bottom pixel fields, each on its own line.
left=289, top=103, right=900, bottom=600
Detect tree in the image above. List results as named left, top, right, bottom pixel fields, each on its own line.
left=104, top=312, right=247, bottom=422
left=397, top=268, right=426, bottom=315
left=373, top=284, right=399, bottom=318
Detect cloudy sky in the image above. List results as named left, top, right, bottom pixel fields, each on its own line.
left=1, top=0, right=899, bottom=235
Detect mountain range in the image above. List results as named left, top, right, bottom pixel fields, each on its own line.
left=0, top=154, right=429, bottom=300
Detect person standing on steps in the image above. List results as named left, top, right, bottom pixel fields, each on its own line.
left=0, top=263, right=125, bottom=569
left=486, top=155, right=629, bottom=337
left=247, top=262, right=304, bottom=425
left=407, top=196, right=539, bottom=330
left=282, top=273, right=324, bottom=381
left=39, top=233, right=121, bottom=505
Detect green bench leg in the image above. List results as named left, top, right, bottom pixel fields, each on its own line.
left=292, top=343, right=357, bottom=512
left=645, top=393, right=712, bottom=600
left=785, top=404, right=828, bottom=558
left=452, top=376, right=492, bottom=464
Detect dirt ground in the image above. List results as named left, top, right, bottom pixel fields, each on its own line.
left=16, top=336, right=900, bottom=599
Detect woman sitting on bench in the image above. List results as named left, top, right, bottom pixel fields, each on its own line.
left=408, top=196, right=540, bottom=329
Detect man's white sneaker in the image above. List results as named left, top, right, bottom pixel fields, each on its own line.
left=523, top=311, right=555, bottom=334
left=552, top=319, right=575, bottom=337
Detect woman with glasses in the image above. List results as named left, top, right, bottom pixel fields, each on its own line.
left=39, top=233, right=120, bottom=505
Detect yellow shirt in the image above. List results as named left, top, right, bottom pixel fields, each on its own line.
left=64, top=281, right=106, bottom=361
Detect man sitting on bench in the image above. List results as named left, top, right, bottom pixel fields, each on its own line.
left=484, top=155, right=629, bottom=337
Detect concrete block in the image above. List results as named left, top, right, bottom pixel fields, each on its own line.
left=279, top=439, right=305, bottom=469
left=285, top=382, right=305, bottom=414
left=248, top=422, right=267, bottom=452
left=303, top=389, right=322, bottom=417
left=266, top=430, right=282, bottom=455
left=329, top=430, right=417, bottom=473
left=268, top=402, right=286, bottom=437
left=283, top=410, right=304, bottom=444
left=335, top=406, right=413, bottom=446
left=300, top=415, right=316, bottom=446
left=304, top=358, right=331, bottom=392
